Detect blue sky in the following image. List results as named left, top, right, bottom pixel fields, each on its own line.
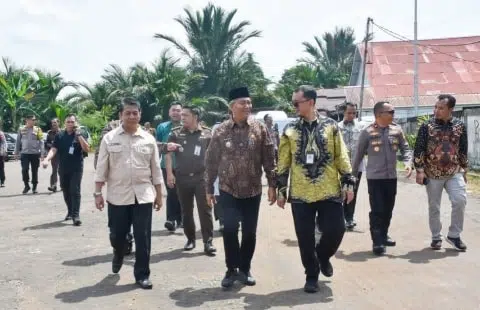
left=1, top=0, right=479, bottom=86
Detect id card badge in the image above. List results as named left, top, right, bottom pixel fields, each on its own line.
left=306, top=152, right=314, bottom=164
left=194, top=145, right=201, bottom=156
left=69, top=146, right=74, bottom=155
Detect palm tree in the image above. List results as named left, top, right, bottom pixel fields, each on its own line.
left=154, top=3, right=261, bottom=95
left=299, top=27, right=356, bottom=88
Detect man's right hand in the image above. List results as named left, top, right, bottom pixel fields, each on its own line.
left=206, top=194, right=216, bottom=208
left=95, top=195, right=105, bottom=211
left=166, top=173, right=175, bottom=188
left=415, top=171, right=425, bottom=185
left=277, top=198, right=286, bottom=209
left=166, top=143, right=182, bottom=152
left=42, top=159, right=49, bottom=169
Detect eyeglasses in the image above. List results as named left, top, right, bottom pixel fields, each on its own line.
left=292, top=99, right=311, bottom=107
left=381, top=110, right=395, bottom=115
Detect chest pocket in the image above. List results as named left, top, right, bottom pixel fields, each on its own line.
left=388, top=134, right=400, bottom=152
left=368, top=134, right=383, bottom=154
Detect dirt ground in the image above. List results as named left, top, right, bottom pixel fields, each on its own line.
left=0, top=156, right=479, bottom=310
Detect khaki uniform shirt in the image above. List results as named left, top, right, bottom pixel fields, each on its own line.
left=94, top=126, right=163, bottom=205
left=167, top=125, right=211, bottom=182
left=352, top=122, right=412, bottom=179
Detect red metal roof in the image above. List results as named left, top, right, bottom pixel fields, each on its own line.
left=348, top=36, right=480, bottom=108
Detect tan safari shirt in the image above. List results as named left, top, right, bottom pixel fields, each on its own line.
left=94, top=126, right=163, bottom=205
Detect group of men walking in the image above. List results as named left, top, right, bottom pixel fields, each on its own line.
left=0, top=86, right=469, bottom=293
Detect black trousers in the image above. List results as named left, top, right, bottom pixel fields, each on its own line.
left=50, top=156, right=59, bottom=186
left=162, top=168, right=182, bottom=225
left=344, top=172, right=363, bottom=222
left=108, top=201, right=153, bottom=281
left=0, top=156, right=5, bottom=184
left=214, top=195, right=223, bottom=225
left=176, top=178, right=213, bottom=243
left=292, top=200, right=345, bottom=281
left=219, top=190, right=261, bottom=273
left=20, top=154, right=40, bottom=186
left=367, top=179, right=397, bottom=246
left=60, top=170, right=83, bottom=218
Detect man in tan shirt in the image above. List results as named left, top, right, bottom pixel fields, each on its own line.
left=94, top=98, right=163, bottom=290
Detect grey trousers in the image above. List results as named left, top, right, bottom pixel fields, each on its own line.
left=426, top=173, right=467, bottom=240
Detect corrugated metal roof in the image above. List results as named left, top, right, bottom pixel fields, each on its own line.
left=315, top=88, right=346, bottom=111
left=351, top=36, right=480, bottom=108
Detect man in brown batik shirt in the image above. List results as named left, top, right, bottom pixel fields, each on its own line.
left=205, top=86, right=277, bottom=289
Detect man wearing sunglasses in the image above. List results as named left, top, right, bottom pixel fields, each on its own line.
left=352, top=101, right=412, bottom=256
left=276, top=85, right=356, bottom=293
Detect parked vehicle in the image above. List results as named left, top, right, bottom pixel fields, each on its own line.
left=4, top=133, right=17, bottom=161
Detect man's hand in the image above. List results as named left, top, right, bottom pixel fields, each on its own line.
left=42, top=159, right=49, bottom=169
left=463, top=172, right=468, bottom=184
left=154, top=195, right=163, bottom=211
left=268, top=187, right=276, bottom=205
left=95, top=195, right=105, bottom=211
left=166, top=142, right=182, bottom=152
left=206, top=194, right=216, bottom=208
left=405, top=166, right=413, bottom=178
left=277, top=197, right=286, bottom=209
left=166, top=173, right=175, bottom=188
left=415, top=171, right=425, bottom=185
left=346, top=190, right=354, bottom=204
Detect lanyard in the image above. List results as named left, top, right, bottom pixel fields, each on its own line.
left=304, top=123, right=320, bottom=158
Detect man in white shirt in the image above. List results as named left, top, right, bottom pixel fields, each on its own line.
left=94, top=98, right=163, bottom=289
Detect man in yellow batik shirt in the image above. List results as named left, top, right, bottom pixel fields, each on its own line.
left=276, top=85, right=356, bottom=294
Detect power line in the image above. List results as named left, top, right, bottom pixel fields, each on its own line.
left=372, top=21, right=480, bottom=66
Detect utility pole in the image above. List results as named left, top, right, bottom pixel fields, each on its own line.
left=358, top=17, right=372, bottom=121
left=413, top=0, right=419, bottom=117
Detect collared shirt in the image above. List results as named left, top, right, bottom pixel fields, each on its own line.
left=16, top=126, right=44, bottom=155
left=167, top=125, right=212, bottom=181
left=352, top=122, right=412, bottom=179
left=266, top=126, right=280, bottom=150
left=414, top=118, right=468, bottom=179
left=205, top=117, right=276, bottom=199
left=277, top=115, right=354, bottom=204
left=45, top=129, right=59, bottom=152
left=338, top=119, right=366, bottom=172
left=156, top=120, right=181, bottom=169
left=95, top=126, right=163, bottom=205
left=53, top=130, right=87, bottom=173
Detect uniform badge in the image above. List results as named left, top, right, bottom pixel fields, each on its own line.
left=374, top=146, right=380, bottom=152
left=226, top=141, right=231, bottom=148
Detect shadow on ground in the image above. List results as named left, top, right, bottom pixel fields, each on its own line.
left=63, top=248, right=206, bottom=267
left=335, top=247, right=460, bottom=263
left=55, top=274, right=137, bottom=303
left=22, top=220, right=70, bottom=231
left=169, top=281, right=333, bottom=309
left=0, top=192, right=55, bottom=199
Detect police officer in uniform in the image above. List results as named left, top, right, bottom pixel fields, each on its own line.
left=15, top=115, right=44, bottom=194
left=165, top=106, right=216, bottom=255
left=352, top=101, right=412, bottom=255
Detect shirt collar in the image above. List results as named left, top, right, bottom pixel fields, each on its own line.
left=180, top=124, right=203, bottom=133
left=434, top=117, right=453, bottom=125
left=228, top=116, right=254, bottom=129
left=118, top=125, right=145, bottom=137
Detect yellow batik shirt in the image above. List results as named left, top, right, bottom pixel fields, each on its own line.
left=276, top=115, right=355, bottom=204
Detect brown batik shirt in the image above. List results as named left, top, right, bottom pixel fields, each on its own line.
left=205, top=117, right=276, bottom=199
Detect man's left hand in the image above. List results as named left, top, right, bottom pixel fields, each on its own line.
left=405, top=166, right=413, bottom=178
left=346, top=190, right=354, bottom=204
left=154, top=196, right=163, bottom=211
left=268, top=187, right=276, bottom=205
left=464, top=172, right=468, bottom=184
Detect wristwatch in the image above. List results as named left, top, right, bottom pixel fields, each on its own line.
left=93, top=192, right=102, bottom=197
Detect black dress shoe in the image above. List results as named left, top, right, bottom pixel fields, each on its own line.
left=345, top=220, right=356, bottom=230
left=184, top=240, right=196, bottom=251
left=136, top=278, right=153, bottom=289
left=221, top=269, right=238, bottom=288
left=373, top=244, right=386, bottom=256
left=238, top=271, right=256, bottom=286
left=64, top=214, right=72, bottom=221
left=385, top=236, right=396, bottom=247
left=164, top=221, right=175, bottom=232
left=73, top=218, right=82, bottom=226
left=0, top=183, right=5, bottom=187
left=22, top=186, right=30, bottom=194
left=320, top=259, right=333, bottom=277
left=112, top=250, right=124, bottom=273
left=304, top=280, right=319, bottom=293
left=48, top=185, right=57, bottom=192
left=32, top=185, right=37, bottom=194
left=204, top=240, right=216, bottom=255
